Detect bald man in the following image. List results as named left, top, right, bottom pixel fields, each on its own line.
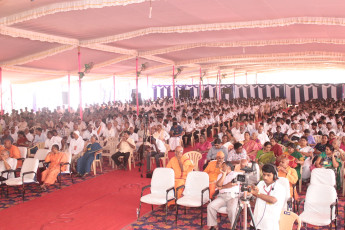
left=166, top=146, right=194, bottom=198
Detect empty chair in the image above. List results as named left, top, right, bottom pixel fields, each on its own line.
left=91, top=152, right=102, bottom=175
left=176, top=171, right=210, bottom=226
left=34, top=149, right=50, bottom=168
left=184, top=151, right=202, bottom=171
left=277, top=177, right=292, bottom=211
left=299, top=168, right=338, bottom=229
left=138, top=168, right=175, bottom=223
left=5, top=158, right=40, bottom=201
left=17, top=147, right=28, bottom=167
left=279, top=210, right=301, bottom=230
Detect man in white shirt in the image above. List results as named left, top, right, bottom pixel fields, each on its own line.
left=0, top=150, right=17, bottom=181
left=250, top=164, right=286, bottom=230
left=207, top=161, right=240, bottom=228
left=102, top=122, right=116, bottom=139
left=257, top=126, right=270, bottom=146
left=145, top=137, right=166, bottom=171
left=69, top=131, right=85, bottom=171
left=82, top=125, right=98, bottom=141
left=111, top=131, right=135, bottom=170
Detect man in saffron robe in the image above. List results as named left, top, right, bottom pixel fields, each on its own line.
left=166, top=146, right=194, bottom=198
left=204, top=151, right=224, bottom=198
left=4, top=139, right=21, bottom=168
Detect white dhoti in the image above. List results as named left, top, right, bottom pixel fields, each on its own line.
left=169, top=137, right=182, bottom=151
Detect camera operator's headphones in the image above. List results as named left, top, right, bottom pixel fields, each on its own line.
left=266, top=163, right=278, bottom=181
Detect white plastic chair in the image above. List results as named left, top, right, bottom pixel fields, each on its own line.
left=299, top=168, right=338, bottom=229
left=34, top=149, right=49, bottom=168
left=277, top=177, right=292, bottom=211
left=57, top=152, right=73, bottom=188
left=184, top=151, right=201, bottom=171
left=176, top=171, right=210, bottom=226
left=138, top=168, right=175, bottom=223
left=5, top=158, right=39, bottom=201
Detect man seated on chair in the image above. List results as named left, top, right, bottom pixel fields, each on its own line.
left=82, top=125, right=98, bottom=141
left=166, top=146, right=194, bottom=198
left=207, top=161, right=240, bottom=229
left=169, top=122, right=184, bottom=151
left=227, top=142, right=247, bottom=165
left=69, top=131, right=85, bottom=172
left=76, top=135, right=102, bottom=177
left=277, top=157, right=299, bottom=199
left=4, top=139, right=21, bottom=168
left=111, top=131, right=135, bottom=170
left=145, top=137, right=166, bottom=172
left=204, top=151, right=224, bottom=198
left=0, top=150, right=17, bottom=181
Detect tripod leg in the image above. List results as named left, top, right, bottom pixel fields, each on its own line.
left=247, top=206, right=257, bottom=230
left=231, top=205, right=243, bottom=230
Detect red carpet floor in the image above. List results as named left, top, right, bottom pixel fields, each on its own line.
left=0, top=168, right=151, bottom=230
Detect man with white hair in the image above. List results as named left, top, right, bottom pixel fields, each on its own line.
left=257, top=125, right=269, bottom=146
left=69, top=131, right=85, bottom=171
left=0, top=150, right=17, bottom=181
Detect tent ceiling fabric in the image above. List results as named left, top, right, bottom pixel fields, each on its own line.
left=1, top=0, right=345, bottom=83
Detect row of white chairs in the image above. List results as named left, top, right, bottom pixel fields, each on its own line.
left=138, top=168, right=339, bottom=229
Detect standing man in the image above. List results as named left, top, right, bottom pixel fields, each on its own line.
left=250, top=164, right=286, bottom=230
left=207, top=161, right=240, bottom=229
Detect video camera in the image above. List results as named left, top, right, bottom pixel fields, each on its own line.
left=231, top=162, right=256, bottom=193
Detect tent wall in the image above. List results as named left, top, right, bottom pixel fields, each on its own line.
left=153, top=84, right=344, bottom=104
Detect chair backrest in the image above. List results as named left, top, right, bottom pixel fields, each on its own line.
left=34, top=149, right=49, bottom=167
left=61, top=152, right=71, bottom=173
left=184, top=151, right=201, bottom=171
left=151, top=168, right=175, bottom=195
left=37, top=142, right=45, bottom=149
left=313, top=135, right=322, bottom=143
left=183, top=171, right=209, bottom=201
left=310, top=168, right=336, bottom=186
left=106, top=140, right=118, bottom=154
left=18, top=147, right=28, bottom=158
left=304, top=184, right=337, bottom=216
left=277, top=177, right=291, bottom=210
left=279, top=211, right=301, bottom=230
left=20, top=158, right=39, bottom=180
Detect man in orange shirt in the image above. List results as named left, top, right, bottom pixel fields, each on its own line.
left=166, top=146, right=194, bottom=198
left=204, top=151, right=224, bottom=198
left=4, top=139, right=21, bottom=167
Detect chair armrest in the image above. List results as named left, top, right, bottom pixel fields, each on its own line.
left=39, top=159, right=45, bottom=163
left=140, top=184, right=151, bottom=197
left=22, top=171, right=37, bottom=183
left=176, top=185, right=185, bottom=196
left=201, top=187, right=210, bottom=205
left=330, top=199, right=338, bottom=219
left=287, top=197, right=293, bottom=211
left=17, top=158, right=25, bottom=162
left=1, top=169, right=20, bottom=179
left=43, top=161, right=51, bottom=168
left=166, top=186, right=176, bottom=201
left=211, top=190, right=219, bottom=200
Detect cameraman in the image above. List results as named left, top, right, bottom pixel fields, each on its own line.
left=250, top=164, right=285, bottom=230
left=207, top=161, right=240, bottom=229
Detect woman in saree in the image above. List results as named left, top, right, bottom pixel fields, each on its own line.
left=242, top=132, right=260, bottom=161
left=41, top=144, right=67, bottom=191
left=76, top=135, right=102, bottom=177
left=251, top=132, right=262, bottom=149
left=270, top=138, right=283, bottom=166
left=279, top=143, right=304, bottom=179
left=256, top=141, right=276, bottom=166
left=194, top=135, right=212, bottom=171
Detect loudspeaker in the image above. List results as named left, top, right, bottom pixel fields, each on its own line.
left=131, top=92, right=142, bottom=105
left=62, top=92, right=68, bottom=104
left=179, top=89, right=190, bottom=99
left=203, top=89, right=209, bottom=99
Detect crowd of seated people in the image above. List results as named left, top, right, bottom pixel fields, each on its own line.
left=0, top=96, right=344, bottom=199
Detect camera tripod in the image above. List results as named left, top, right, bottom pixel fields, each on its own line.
left=231, top=191, right=257, bottom=230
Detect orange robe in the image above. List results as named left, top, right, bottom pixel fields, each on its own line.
left=203, top=160, right=221, bottom=198
left=6, top=145, right=21, bottom=168
left=278, top=166, right=299, bottom=199
left=41, top=152, right=67, bottom=185
left=166, top=155, right=194, bottom=198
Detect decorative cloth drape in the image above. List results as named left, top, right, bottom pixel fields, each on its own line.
left=153, top=84, right=344, bottom=103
